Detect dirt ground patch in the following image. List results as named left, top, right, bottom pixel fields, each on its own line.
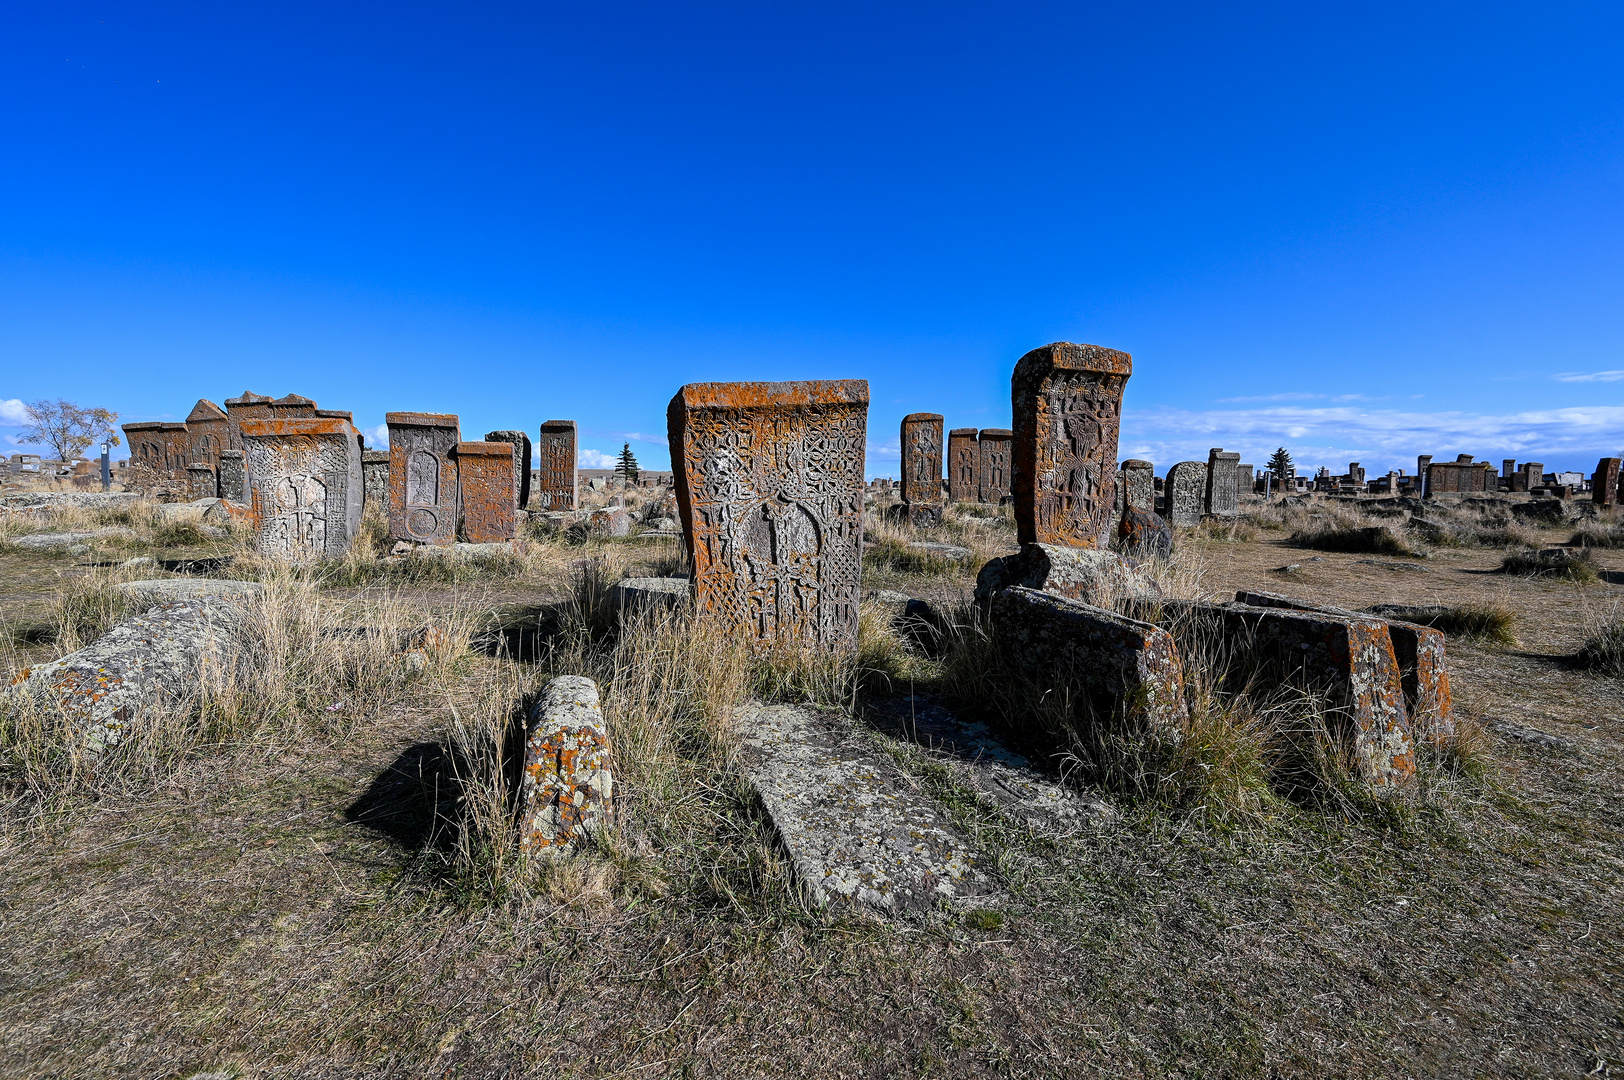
left=1, top=502, right=1621, bottom=1079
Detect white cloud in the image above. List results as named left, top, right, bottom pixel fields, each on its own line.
left=1120, top=403, right=1624, bottom=472
left=579, top=448, right=618, bottom=469
left=362, top=423, right=389, bottom=449
left=1553, top=370, right=1624, bottom=383
left=619, top=431, right=669, bottom=447
left=1215, top=392, right=1326, bottom=404
left=0, top=399, right=32, bottom=425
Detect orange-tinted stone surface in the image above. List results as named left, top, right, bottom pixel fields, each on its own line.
left=455, top=441, right=517, bottom=543
left=387, top=412, right=460, bottom=546
left=239, top=417, right=364, bottom=561
left=948, top=428, right=978, bottom=503
left=1011, top=342, right=1132, bottom=548
left=977, top=428, right=1012, bottom=504
left=518, top=676, right=614, bottom=853
left=1594, top=457, right=1621, bottom=506
left=667, top=379, right=868, bottom=650
left=484, top=430, right=532, bottom=510
left=536, top=420, right=578, bottom=511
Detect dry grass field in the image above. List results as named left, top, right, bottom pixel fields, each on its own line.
left=1, top=490, right=1621, bottom=1079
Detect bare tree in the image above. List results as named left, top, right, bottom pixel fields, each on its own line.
left=18, top=400, right=121, bottom=466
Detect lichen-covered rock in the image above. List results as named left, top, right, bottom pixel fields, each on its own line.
left=738, top=702, right=993, bottom=913
left=1238, top=591, right=1454, bottom=749
left=974, top=542, right=1161, bottom=607
left=116, top=579, right=264, bottom=604
left=6, top=593, right=253, bottom=754
left=906, top=541, right=973, bottom=561
left=10, top=528, right=134, bottom=551
left=588, top=507, right=631, bottom=537
left=0, top=492, right=142, bottom=512
left=990, top=586, right=1188, bottom=736
left=1168, top=599, right=1417, bottom=791
left=516, top=676, right=614, bottom=854
left=1116, top=506, right=1172, bottom=558
left=609, top=577, right=690, bottom=616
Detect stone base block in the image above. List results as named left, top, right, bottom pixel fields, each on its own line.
left=990, top=586, right=1187, bottom=735
left=610, top=577, right=691, bottom=616
left=974, top=543, right=1161, bottom=608
left=517, top=676, right=614, bottom=853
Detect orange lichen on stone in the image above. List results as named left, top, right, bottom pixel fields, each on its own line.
left=386, top=412, right=460, bottom=546
left=517, top=676, right=614, bottom=853
left=455, top=441, right=516, bottom=543
left=1011, top=343, right=1133, bottom=549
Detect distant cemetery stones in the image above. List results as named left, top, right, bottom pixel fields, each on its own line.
left=1205, top=448, right=1241, bottom=517
left=948, top=428, right=978, bottom=503
left=218, top=451, right=246, bottom=503
left=239, top=416, right=364, bottom=562
left=1011, top=342, right=1131, bottom=548
left=1237, top=463, right=1254, bottom=495
left=1594, top=458, right=1620, bottom=506
left=977, top=428, right=1012, bottom=505
left=536, top=420, right=578, bottom=511
left=455, top=442, right=517, bottom=543
left=484, top=430, right=532, bottom=511
left=387, top=412, right=461, bottom=547
left=667, top=379, right=868, bottom=650
left=900, top=412, right=945, bottom=527
left=1165, top=461, right=1206, bottom=527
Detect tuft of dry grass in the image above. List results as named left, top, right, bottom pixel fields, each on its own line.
left=1570, top=519, right=1624, bottom=549
left=1291, top=522, right=1416, bottom=557
left=1364, top=602, right=1518, bottom=645
left=1573, top=614, right=1624, bottom=675
left=1191, top=517, right=1260, bottom=543
left=1499, top=547, right=1599, bottom=583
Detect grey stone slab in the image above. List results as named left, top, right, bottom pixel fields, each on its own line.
left=0, top=492, right=143, bottom=511
left=737, top=702, right=994, bottom=914
left=6, top=597, right=251, bottom=754
left=610, top=577, right=691, bottom=615
left=906, top=541, right=973, bottom=560
left=115, top=579, right=265, bottom=605
left=10, top=528, right=134, bottom=550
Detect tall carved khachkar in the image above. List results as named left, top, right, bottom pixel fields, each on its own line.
left=536, top=420, right=578, bottom=511
left=239, top=417, right=363, bottom=561
left=977, top=428, right=1012, bottom=504
left=1166, top=461, right=1205, bottom=527
left=456, top=441, right=517, bottom=543
left=900, top=413, right=944, bottom=527
left=387, top=412, right=460, bottom=546
left=1594, top=458, right=1621, bottom=507
left=1121, top=459, right=1154, bottom=514
left=1205, top=449, right=1240, bottom=517
left=1011, top=342, right=1132, bottom=547
left=484, top=430, right=532, bottom=511
left=668, top=379, right=868, bottom=650
left=948, top=428, right=979, bottom=503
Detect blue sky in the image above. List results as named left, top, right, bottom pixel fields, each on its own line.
left=3, top=2, right=1623, bottom=477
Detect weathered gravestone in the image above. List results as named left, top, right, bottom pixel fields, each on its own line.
left=185, top=399, right=231, bottom=474
left=1237, top=463, right=1254, bottom=493
left=360, top=450, right=390, bottom=512
left=484, top=430, right=532, bottom=510
left=1121, top=459, right=1154, bottom=514
left=1011, top=342, right=1131, bottom=548
left=900, top=413, right=945, bottom=527
left=1503, top=459, right=1518, bottom=490
left=1165, top=461, right=1206, bottom=527
left=535, top=420, right=578, bottom=511
left=186, top=463, right=216, bottom=501
left=456, top=441, right=517, bottom=543
left=948, top=428, right=979, bottom=503
left=517, top=676, right=614, bottom=854
left=239, top=417, right=364, bottom=561
left=1594, top=458, right=1621, bottom=507
left=1205, top=449, right=1241, bottom=517
left=386, top=412, right=460, bottom=546
left=667, top=379, right=868, bottom=650
left=218, top=450, right=246, bottom=503
left=977, top=428, right=1012, bottom=504
left=1522, top=462, right=1544, bottom=492
left=122, top=422, right=191, bottom=481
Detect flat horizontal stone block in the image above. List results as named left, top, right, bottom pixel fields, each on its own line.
left=517, top=676, right=614, bottom=853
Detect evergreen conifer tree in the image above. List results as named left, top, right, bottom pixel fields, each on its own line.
left=1266, top=446, right=1294, bottom=479
left=615, top=442, right=640, bottom=485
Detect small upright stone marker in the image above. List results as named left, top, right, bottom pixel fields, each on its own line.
left=1011, top=342, right=1131, bottom=548
left=1165, top=461, right=1206, bottom=527
left=218, top=450, right=246, bottom=503
left=977, top=428, right=1013, bottom=504
left=667, top=379, right=868, bottom=650
left=484, top=430, right=532, bottom=510
left=535, top=420, right=578, bottom=511
left=1594, top=458, right=1621, bottom=506
left=900, top=413, right=945, bottom=527
left=948, top=428, right=979, bottom=503
left=186, top=463, right=216, bottom=501
left=1205, top=449, right=1240, bottom=517
left=456, top=441, right=517, bottom=543
left=239, top=417, right=364, bottom=561
left=386, top=412, right=460, bottom=546
left=361, top=450, right=390, bottom=512
left=1121, top=459, right=1154, bottom=514
left=517, top=676, right=614, bottom=854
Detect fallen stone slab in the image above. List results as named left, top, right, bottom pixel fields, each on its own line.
left=9, top=528, right=134, bottom=551
left=1355, top=559, right=1430, bottom=573
left=865, top=589, right=912, bottom=606
left=152, top=499, right=221, bottom=520
left=975, top=543, right=1160, bottom=607
left=906, top=541, right=973, bottom=561
left=115, top=579, right=266, bottom=604
left=609, top=577, right=690, bottom=616
left=1236, top=590, right=1454, bottom=748
left=5, top=590, right=257, bottom=754
left=1489, top=719, right=1570, bottom=750
left=738, top=701, right=994, bottom=913
left=0, top=492, right=142, bottom=512
left=517, top=676, right=614, bottom=853
left=862, top=694, right=1112, bottom=836
left=990, top=586, right=1187, bottom=736
left=1161, top=600, right=1417, bottom=791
